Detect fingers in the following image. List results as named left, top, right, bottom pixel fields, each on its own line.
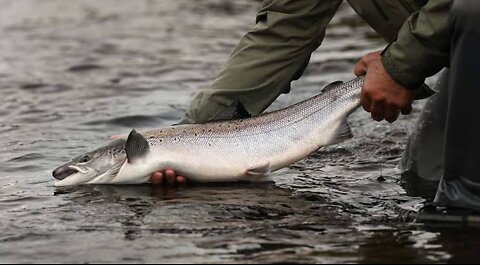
left=150, top=169, right=186, bottom=187
left=354, top=51, right=382, bottom=76
left=384, top=104, right=400, bottom=123
left=360, top=91, right=371, bottom=112
left=176, top=176, right=187, bottom=186
left=361, top=93, right=405, bottom=123
left=370, top=101, right=385, bottom=121
left=151, top=171, right=164, bottom=185
left=164, top=169, right=176, bottom=185
left=354, top=58, right=367, bottom=76
left=361, top=89, right=386, bottom=121
left=400, top=104, right=412, bottom=115
left=356, top=49, right=414, bottom=123
left=110, top=134, right=127, bottom=140
left=110, top=134, right=121, bottom=140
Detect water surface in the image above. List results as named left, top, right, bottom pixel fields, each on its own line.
left=0, top=1, right=478, bottom=263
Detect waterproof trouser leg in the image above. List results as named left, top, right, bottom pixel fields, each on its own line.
left=434, top=1, right=480, bottom=211
left=398, top=69, right=448, bottom=183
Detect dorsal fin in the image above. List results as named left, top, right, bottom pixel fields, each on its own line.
left=125, top=129, right=149, bottom=163
left=321, top=81, right=343, bottom=93
left=209, top=100, right=251, bottom=122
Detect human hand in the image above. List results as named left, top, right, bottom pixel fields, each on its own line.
left=354, top=51, right=416, bottom=123
left=150, top=169, right=187, bottom=186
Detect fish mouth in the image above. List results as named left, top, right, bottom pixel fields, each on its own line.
left=52, top=165, right=90, bottom=180
left=67, top=165, right=89, bottom=174
left=53, top=166, right=98, bottom=187
left=52, top=165, right=79, bottom=180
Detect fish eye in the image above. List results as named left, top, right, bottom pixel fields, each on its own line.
left=80, top=155, right=90, bottom=163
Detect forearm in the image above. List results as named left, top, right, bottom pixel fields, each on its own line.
left=186, top=0, right=342, bottom=123
left=381, top=0, right=452, bottom=90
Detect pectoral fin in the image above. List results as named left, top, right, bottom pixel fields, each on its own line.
left=125, top=129, right=150, bottom=163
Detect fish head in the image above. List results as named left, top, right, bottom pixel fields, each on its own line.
left=52, top=138, right=127, bottom=186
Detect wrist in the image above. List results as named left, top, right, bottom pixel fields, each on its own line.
left=381, top=46, right=424, bottom=90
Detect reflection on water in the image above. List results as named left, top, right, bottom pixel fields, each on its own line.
left=0, top=0, right=478, bottom=263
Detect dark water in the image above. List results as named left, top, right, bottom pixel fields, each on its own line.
left=1, top=0, right=478, bottom=263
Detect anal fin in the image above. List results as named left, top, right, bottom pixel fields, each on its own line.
left=246, top=163, right=271, bottom=177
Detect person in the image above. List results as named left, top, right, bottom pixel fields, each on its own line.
left=144, top=0, right=480, bottom=212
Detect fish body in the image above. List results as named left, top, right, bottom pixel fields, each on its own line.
left=53, top=77, right=364, bottom=186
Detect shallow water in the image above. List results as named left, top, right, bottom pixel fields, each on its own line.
left=0, top=0, right=478, bottom=263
